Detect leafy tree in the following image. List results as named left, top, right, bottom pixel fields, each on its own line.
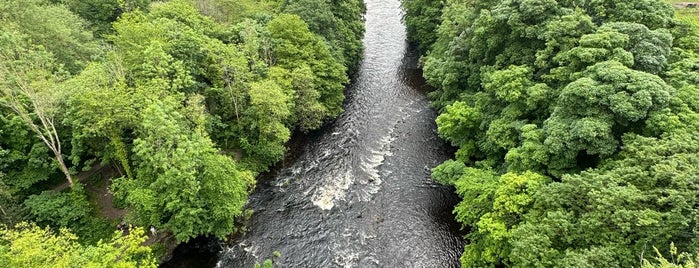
left=0, top=31, right=75, bottom=186
left=268, top=13, right=348, bottom=121
left=239, top=79, right=293, bottom=169
left=63, top=58, right=138, bottom=178
left=112, top=96, right=254, bottom=242
left=0, top=0, right=98, bottom=74
left=23, top=184, right=112, bottom=244
left=642, top=244, right=699, bottom=268
left=283, top=0, right=366, bottom=68
left=0, top=222, right=157, bottom=268
left=23, top=186, right=91, bottom=229
left=401, top=0, right=443, bottom=53
left=0, top=113, right=56, bottom=192
left=411, top=0, right=699, bottom=266
left=54, top=0, right=121, bottom=35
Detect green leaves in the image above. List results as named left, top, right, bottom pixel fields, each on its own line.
left=268, top=13, right=348, bottom=125
left=240, top=79, right=293, bottom=167
left=0, top=0, right=364, bottom=252
left=447, top=169, right=550, bottom=267
left=409, top=0, right=699, bottom=265
left=114, top=96, right=254, bottom=242
left=24, top=185, right=91, bottom=228
left=0, top=222, right=157, bottom=267
left=0, top=0, right=98, bottom=74
left=283, top=0, right=366, bottom=68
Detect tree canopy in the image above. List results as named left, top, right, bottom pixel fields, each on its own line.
left=404, top=0, right=699, bottom=266
left=0, top=222, right=156, bottom=268
left=0, top=0, right=365, bottom=260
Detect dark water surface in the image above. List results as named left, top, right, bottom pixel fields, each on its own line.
left=213, top=0, right=465, bottom=266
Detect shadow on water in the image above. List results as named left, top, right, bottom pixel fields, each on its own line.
left=399, top=43, right=433, bottom=95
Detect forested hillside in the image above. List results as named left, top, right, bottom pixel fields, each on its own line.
left=403, top=0, right=699, bottom=266
left=0, top=0, right=365, bottom=264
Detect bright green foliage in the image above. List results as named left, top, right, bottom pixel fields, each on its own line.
left=282, top=0, right=366, bottom=69
left=0, top=0, right=99, bottom=74
left=410, top=0, right=699, bottom=266
left=112, top=96, right=254, bottom=242
left=450, top=170, right=550, bottom=267
left=104, top=1, right=352, bottom=171
left=239, top=79, right=292, bottom=168
left=63, top=59, right=138, bottom=175
left=267, top=14, right=348, bottom=125
left=642, top=244, right=699, bottom=268
left=0, top=222, right=157, bottom=268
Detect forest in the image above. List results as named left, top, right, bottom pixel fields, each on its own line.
left=402, top=0, right=699, bottom=267
left=0, top=0, right=365, bottom=265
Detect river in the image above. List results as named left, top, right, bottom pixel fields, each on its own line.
left=177, top=0, right=465, bottom=266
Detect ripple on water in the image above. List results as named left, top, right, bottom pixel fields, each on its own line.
left=210, top=0, right=465, bottom=265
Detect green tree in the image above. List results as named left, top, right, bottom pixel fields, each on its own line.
left=283, top=0, right=366, bottom=68
left=112, top=96, right=254, bottom=242
left=0, top=222, right=157, bottom=268
left=0, top=0, right=98, bottom=74
left=0, top=31, right=75, bottom=186
left=401, top=0, right=443, bottom=53
left=409, top=0, right=699, bottom=266
left=268, top=14, right=348, bottom=121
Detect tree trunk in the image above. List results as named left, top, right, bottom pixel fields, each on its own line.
left=55, top=155, right=73, bottom=186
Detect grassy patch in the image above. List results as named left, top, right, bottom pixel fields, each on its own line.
left=667, top=0, right=699, bottom=21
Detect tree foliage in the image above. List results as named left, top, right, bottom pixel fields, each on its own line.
left=112, top=96, right=255, bottom=242
left=0, top=8, right=77, bottom=187
left=404, top=0, right=699, bottom=266
left=0, top=222, right=157, bottom=268
left=0, top=0, right=365, bottom=252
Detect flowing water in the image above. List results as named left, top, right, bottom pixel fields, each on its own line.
left=215, top=0, right=464, bottom=266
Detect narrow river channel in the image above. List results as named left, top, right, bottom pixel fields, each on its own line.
left=214, top=0, right=465, bottom=266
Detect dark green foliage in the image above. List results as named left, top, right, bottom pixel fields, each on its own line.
left=23, top=185, right=112, bottom=244
left=409, top=0, right=699, bottom=266
left=54, top=0, right=122, bottom=35
left=401, top=0, right=443, bottom=53
left=0, top=179, right=26, bottom=227
left=24, top=186, right=90, bottom=228
left=0, top=114, right=55, bottom=192
left=510, top=132, right=699, bottom=267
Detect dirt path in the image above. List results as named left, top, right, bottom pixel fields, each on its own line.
left=86, top=164, right=126, bottom=220
left=51, top=163, right=126, bottom=220
left=51, top=163, right=105, bottom=192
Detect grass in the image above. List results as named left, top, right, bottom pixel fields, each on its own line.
left=667, top=0, right=699, bottom=22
